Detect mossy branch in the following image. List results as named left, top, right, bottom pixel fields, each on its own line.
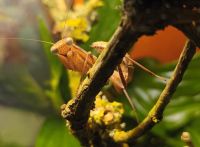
left=61, top=0, right=200, bottom=146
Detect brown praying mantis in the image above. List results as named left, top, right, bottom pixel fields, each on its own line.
left=50, top=37, right=168, bottom=122
left=50, top=37, right=167, bottom=90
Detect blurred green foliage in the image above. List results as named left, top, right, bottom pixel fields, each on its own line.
left=81, top=0, right=121, bottom=51
left=35, top=117, right=80, bottom=147
left=124, top=54, right=200, bottom=146
left=38, top=19, right=71, bottom=110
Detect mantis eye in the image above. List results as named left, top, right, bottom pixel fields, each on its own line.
left=65, top=37, right=73, bottom=45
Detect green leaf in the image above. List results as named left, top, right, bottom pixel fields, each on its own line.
left=35, top=117, right=80, bottom=147
left=81, top=0, right=121, bottom=52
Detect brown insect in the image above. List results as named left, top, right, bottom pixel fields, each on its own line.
left=51, top=37, right=167, bottom=123
left=50, top=38, right=136, bottom=92
left=51, top=38, right=167, bottom=90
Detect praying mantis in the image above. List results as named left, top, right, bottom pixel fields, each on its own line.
left=50, top=37, right=168, bottom=122
left=50, top=38, right=133, bottom=92
left=50, top=37, right=167, bottom=91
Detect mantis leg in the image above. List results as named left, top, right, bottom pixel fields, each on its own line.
left=127, top=56, right=168, bottom=82
left=117, top=65, right=139, bottom=123
left=76, top=52, right=93, bottom=93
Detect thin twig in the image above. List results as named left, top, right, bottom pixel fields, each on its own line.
left=112, top=40, right=196, bottom=143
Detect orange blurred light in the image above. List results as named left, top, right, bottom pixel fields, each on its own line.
left=131, top=26, right=189, bottom=63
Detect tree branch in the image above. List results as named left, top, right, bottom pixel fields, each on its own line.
left=61, top=0, right=200, bottom=146
left=112, top=40, right=196, bottom=142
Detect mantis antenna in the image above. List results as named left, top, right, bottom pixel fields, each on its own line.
left=0, top=37, right=54, bottom=45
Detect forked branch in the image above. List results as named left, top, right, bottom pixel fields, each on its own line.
left=112, top=40, right=196, bottom=143
left=61, top=0, right=200, bottom=146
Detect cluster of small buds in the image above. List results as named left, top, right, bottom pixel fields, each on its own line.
left=88, top=93, right=125, bottom=135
